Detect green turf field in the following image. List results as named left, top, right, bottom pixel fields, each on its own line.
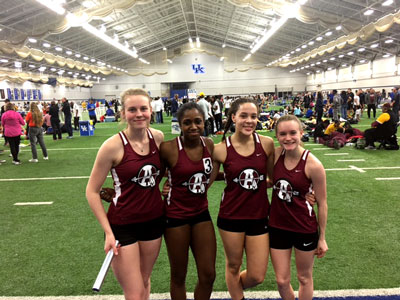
left=0, top=112, right=399, bottom=297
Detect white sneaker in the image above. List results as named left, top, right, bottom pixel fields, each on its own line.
left=0, top=159, right=6, bottom=163
left=43, top=156, right=49, bottom=160
left=29, top=159, right=39, bottom=163
left=12, top=160, right=21, bottom=165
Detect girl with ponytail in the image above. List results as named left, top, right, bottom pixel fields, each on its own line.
left=211, top=98, right=274, bottom=300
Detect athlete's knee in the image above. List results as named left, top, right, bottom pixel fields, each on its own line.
left=275, top=276, right=291, bottom=290
left=244, top=272, right=265, bottom=287
left=170, top=270, right=187, bottom=287
left=297, top=272, right=313, bottom=287
left=198, top=267, right=216, bottom=287
left=226, top=260, right=241, bottom=274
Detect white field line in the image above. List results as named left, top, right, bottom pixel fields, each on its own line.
left=337, top=159, right=366, bottom=162
left=376, top=177, right=400, bottom=180
left=19, top=147, right=99, bottom=152
left=1, top=288, right=400, bottom=300
left=14, top=202, right=53, bottom=206
left=349, top=165, right=367, bottom=173
left=325, top=153, right=349, bottom=156
left=309, top=147, right=330, bottom=150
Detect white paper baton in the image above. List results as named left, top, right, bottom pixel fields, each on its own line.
left=92, top=240, right=119, bottom=292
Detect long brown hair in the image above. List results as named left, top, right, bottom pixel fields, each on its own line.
left=222, top=98, right=258, bottom=141
left=30, top=102, right=43, bottom=126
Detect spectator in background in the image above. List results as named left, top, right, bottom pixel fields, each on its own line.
left=212, top=96, right=223, bottom=132
left=1, top=102, right=25, bottom=164
left=72, top=102, right=81, bottom=131
left=315, top=92, right=324, bottom=124
left=171, top=94, right=179, bottom=118
left=43, top=111, right=51, bottom=131
left=154, top=97, right=164, bottom=124
left=340, top=90, right=348, bottom=120
left=87, top=99, right=97, bottom=128
left=49, top=100, right=62, bottom=140
left=197, top=94, right=210, bottom=136
left=364, top=103, right=397, bottom=149
left=392, top=86, right=399, bottom=123
left=1, top=99, right=11, bottom=146
left=367, top=88, right=377, bottom=119
left=26, top=102, right=48, bottom=162
left=62, top=97, right=73, bottom=139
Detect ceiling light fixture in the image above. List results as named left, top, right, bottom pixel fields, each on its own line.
left=364, top=9, right=374, bottom=15
left=370, top=43, right=379, bottom=48
left=55, top=46, right=62, bottom=52
left=316, top=37, right=323, bottom=41
left=385, top=39, right=393, bottom=43
left=382, top=53, right=391, bottom=58
left=43, top=43, right=51, bottom=48
left=196, top=37, right=200, bottom=47
left=358, top=48, right=365, bottom=52
left=382, top=0, right=393, bottom=6
left=360, top=59, right=366, bottom=63
left=167, top=59, right=173, bottom=63
left=336, top=25, right=342, bottom=30
left=347, top=51, right=354, bottom=55
left=249, top=0, right=307, bottom=56
left=28, top=38, right=37, bottom=43
left=66, top=50, right=72, bottom=55
left=82, top=22, right=139, bottom=58
left=222, top=44, right=226, bottom=48
left=325, top=31, right=332, bottom=36
left=308, top=41, right=314, bottom=45
left=220, top=57, right=224, bottom=61
left=163, top=47, right=167, bottom=51
left=338, top=54, right=344, bottom=58
left=243, top=53, right=251, bottom=61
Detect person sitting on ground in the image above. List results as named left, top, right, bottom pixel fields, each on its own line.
left=364, top=103, right=397, bottom=150
left=314, top=119, right=330, bottom=143
left=324, top=120, right=342, bottom=136
left=305, top=107, right=314, bottom=119
left=294, top=105, right=303, bottom=117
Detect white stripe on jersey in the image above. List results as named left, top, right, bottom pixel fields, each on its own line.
left=177, top=137, right=183, bottom=150
left=111, top=168, right=122, bottom=206
left=119, top=132, right=128, bottom=145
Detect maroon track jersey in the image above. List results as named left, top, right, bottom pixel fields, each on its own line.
left=269, top=149, right=318, bottom=233
left=219, top=133, right=270, bottom=219
left=166, top=137, right=212, bottom=218
left=107, top=130, right=164, bottom=225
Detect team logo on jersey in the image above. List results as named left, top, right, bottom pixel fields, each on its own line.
left=131, top=164, right=160, bottom=188
left=182, top=172, right=208, bottom=194
left=273, top=178, right=299, bottom=203
left=233, top=168, right=264, bottom=191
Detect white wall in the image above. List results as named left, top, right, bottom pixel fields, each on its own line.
left=306, top=56, right=399, bottom=91
left=90, top=51, right=307, bottom=98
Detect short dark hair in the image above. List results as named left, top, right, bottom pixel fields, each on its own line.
left=176, top=102, right=205, bottom=124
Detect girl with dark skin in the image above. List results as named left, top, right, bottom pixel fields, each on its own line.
left=160, top=102, right=216, bottom=300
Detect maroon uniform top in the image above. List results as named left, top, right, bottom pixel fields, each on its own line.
left=108, top=129, right=164, bottom=225
left=166, top=137, right=212, bottom=218
left=269, top=149, right=318, bottom=233
left=219, top=133, right=270, bottom=219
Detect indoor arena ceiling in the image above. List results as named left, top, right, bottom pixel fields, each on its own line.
left=0, top=0, right=399, bottom=79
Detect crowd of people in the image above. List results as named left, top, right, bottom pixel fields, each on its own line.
left=0, top=97, right=113, bottom=165
left=87, top=88, right=328, bottom=300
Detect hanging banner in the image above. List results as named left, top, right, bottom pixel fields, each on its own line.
left=20, top=89, right=25, bottom=100
left=33, top=89, right=37, bottom=100
left=7, top=88, right=13, bottom=100
left=37, top=90, right=42, bottom=100
left=27, top=89, right=31, bottom=100
left=0, top=89, right=5, bottom=99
